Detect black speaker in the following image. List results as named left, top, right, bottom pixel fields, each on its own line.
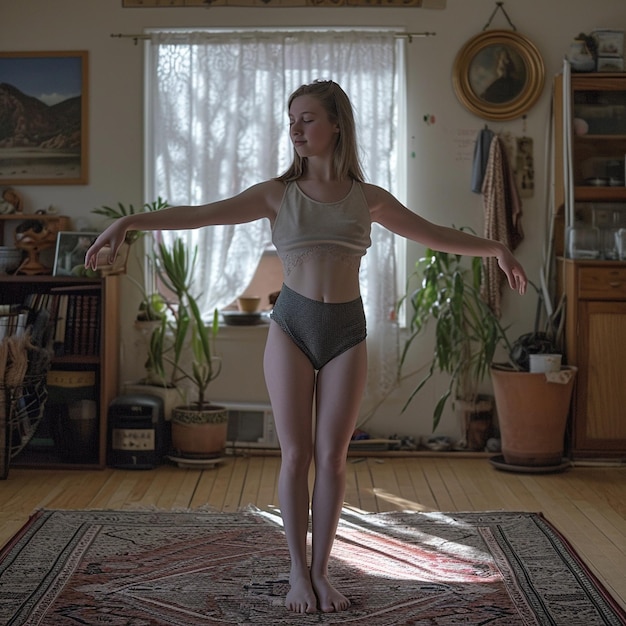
left=107, top=394, right=167, bottom=469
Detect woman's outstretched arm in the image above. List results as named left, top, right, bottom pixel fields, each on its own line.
left=364, top=183, right=527, bottom=295
left=85, top=180, right=283, bottom=269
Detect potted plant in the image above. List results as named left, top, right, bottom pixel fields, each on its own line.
left=489, top=296, right=576, bottom=468
left=92, top=199, right=227, bottom=457
left=398, top=247, right=512, bottom=448
left=91, top=198, right=181, bottom=418
left=151, top=237, right=226, bottom=458
left=399, top=246, right=576, bottom=466
left=490, top=361, right=576, bottom=468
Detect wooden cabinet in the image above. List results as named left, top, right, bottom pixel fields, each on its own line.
left=554, top=72, right=626, bottom=459
left=562, top=260, right=626, bottom=458
left=0, top=274, right=120, bottom=468
left=553, top=73, right=626, bottom=258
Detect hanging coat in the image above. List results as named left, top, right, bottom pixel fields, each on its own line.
left=471, top=127, right=495, bottom=193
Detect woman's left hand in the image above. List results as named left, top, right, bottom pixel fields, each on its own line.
left=497, top=249, right=527, bottom=295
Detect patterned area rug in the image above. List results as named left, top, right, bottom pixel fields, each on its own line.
left=1, top=508, right=624, bottom=625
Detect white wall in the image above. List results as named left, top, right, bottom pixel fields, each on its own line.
left=2, top=0, right=625, bottom=440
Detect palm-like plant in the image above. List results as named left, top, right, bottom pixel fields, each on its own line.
left=92, top=197, right=169, bottom=245
left=398, top=248, right=515, bottom=431
left=150, top=237, right=221, bottom=409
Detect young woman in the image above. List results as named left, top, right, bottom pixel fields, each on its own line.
left=85, top=80, right=527, bottom=615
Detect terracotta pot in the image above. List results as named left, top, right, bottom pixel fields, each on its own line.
left=171, top=405, right=228, bottom=458
left=491, top=366, right=577, bottom=466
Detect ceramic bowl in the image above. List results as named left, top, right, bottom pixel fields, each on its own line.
left=237, top=296, right=261, bottom=313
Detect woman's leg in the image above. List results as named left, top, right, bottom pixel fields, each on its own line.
left=263, top=321, right=317, bottom=613
left=311, top=339, right=368, bottom=612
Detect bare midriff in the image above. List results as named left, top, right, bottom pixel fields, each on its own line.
left=279, top=244, right=362, bottom=303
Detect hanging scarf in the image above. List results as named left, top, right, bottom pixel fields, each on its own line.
left=481, top=135, right=524, bottom=316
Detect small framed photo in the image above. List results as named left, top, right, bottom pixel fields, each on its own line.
left=53, top=231, right=129, bottom=276
left=53, top=231, right=100, bottom=276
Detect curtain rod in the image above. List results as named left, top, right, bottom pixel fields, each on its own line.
left=110, top=31, right=436, bottom=45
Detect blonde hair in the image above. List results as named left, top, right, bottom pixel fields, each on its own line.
left=276, top=80, right=365, bottom=183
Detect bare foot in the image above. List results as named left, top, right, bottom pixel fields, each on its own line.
left=286, top=572, right=317, bottom=613
left=311, top=573, right=350, bottom=612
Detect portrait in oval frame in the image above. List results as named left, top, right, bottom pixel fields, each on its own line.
left=452, top=30, right=545, bottom=121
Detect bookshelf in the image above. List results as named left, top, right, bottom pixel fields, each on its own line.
left=0, top=274, right=120, bottom=469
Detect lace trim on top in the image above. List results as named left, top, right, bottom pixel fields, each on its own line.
left=278, top=244, right=362, bottom=276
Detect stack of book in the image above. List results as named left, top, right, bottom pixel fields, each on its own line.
left=23, top=286, right=101, bottom=357
left=0, top=304, right=28, bottom=341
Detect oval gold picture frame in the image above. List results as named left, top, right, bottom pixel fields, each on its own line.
left=452, top=30, right=545, bottom=121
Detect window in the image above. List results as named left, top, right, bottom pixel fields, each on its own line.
left=145, top=28, right=405, bottom=399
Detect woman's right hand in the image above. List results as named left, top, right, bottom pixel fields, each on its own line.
left=84, top=218, right=129, bottom=270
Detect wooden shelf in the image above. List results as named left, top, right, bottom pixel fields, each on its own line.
left=1, top=274, right=120, bottom=469
left=574, top=186, right=626, bottom=202
left=574, top=134, right=626, bottom=141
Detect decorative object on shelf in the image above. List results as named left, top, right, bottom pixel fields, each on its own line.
left=591, top=28, right=624, bottom=72
left=0, top=51, right=88, bottom=185
left=13, top=219, right=58, bottom=275
left=591, top=29, right=624, bottom=57
left=0, top=214, right=70, bottom=274
left=0, top=188, right=23, bottom=214
left=452, top=4, right=544, bottom=121
left=566, top=33, right=597, bottom=73
left=596, top=57, right=624, bottom=73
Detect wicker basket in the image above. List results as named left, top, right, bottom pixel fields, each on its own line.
left=1, top=374, right=48, bottom=479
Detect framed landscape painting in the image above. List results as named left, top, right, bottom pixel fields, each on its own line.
left=0, top=51, right=88, bottom=185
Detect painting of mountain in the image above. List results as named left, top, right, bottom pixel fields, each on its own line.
left=0, top=51, right=88, bottom=185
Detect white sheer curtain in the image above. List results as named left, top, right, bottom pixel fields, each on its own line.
left=145, top=29, right=402, bottom=401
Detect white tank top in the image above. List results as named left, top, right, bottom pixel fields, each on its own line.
left=272, top=181, right=371, bottom=258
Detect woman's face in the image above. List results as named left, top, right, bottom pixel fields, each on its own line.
left=288, top=95, right=339, bottom=159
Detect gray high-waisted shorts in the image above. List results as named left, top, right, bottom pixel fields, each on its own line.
left=270, top=284, right=367, bottom=370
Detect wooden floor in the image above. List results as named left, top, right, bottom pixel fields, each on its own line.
left=1, top=455, right=625, bottom=611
